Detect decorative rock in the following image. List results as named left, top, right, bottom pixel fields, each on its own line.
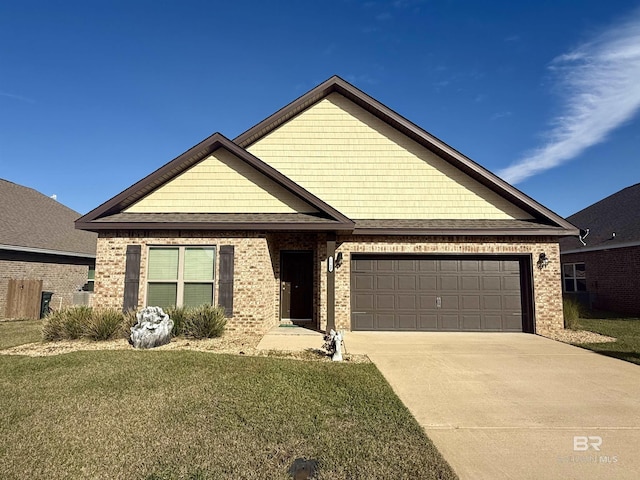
left=129, top=306, right=174, bottom=349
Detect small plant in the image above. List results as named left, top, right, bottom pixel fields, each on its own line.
left=122, top=309, right=138, bottom=339
left=42, top=306, right=93, bottom=341
left=184, top=304, right=227, bottom=339
left=165, top=305, right=188, bottom=336
left=85, top=309, right=125, bottom=341
left=563, top=297, right=582, bottom=330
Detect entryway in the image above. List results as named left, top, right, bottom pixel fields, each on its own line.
left=280, top=251, right=314, bottom=324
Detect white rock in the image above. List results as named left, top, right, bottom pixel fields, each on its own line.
left=129, top=306, right=174, bottom=349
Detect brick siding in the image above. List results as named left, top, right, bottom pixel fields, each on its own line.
left=93, top=231, right=564, bottom=336
left=562, top=246, right=640, bottom=316
left=0, top=256, right=91, bottom=319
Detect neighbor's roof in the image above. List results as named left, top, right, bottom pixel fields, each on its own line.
left=560, top=183, right=640, bottom=253
left=0, top=179, right=97, bottom=257
left=76, top=76, right=577, bottom=236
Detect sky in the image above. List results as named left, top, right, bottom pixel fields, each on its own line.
left=1, top=0, right=639, bottom=218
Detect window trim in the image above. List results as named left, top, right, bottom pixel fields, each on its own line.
left=146, top=245, right=216, bottom=307
left=562, top=262, right=586, bottom=292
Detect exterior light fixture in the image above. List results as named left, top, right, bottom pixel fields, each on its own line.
left=537, top=252, right=549, bottom=269
left=335, top=252, right=343, bottom=269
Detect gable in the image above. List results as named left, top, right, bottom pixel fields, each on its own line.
left=125, top=147, right=319, bottom=214
left=247, top=93, right=533, bottom=220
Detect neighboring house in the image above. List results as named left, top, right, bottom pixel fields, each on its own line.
left=560, top=183, right=640, bottom=316
left=76, top=76, right=577, bottom=335
left=0, top=179, right=97, bottom=319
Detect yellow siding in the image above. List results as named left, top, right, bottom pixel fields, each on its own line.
left=247, top=93, right=533, bottom=220
left=126, top=148, right=317, bottom=214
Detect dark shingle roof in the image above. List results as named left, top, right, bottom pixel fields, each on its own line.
left=560, top=183, right=640, bottom=252
left=86, top=212, right=350, bottom=231
left=0, top=179, right=97, bottom=257
left=353, top=219, right=568, bottom=235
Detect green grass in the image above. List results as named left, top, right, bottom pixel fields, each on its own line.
left=0, top=319, right=42, bottom=350
left=574, top=317, right=640, bottom=365
left=0, top=351, right=457, bottom=480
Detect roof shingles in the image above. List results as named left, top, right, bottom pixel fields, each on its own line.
left=560, top=183, right=640, bottom=251
left=0, top=179, right=97, bottom=256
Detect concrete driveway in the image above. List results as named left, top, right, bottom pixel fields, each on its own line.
left=344, top=332, right=640, bottom=480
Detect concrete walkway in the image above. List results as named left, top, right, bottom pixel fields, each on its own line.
left=257, top=325, right=324, bottom=351
left=258, top=329, right=640, bottom=479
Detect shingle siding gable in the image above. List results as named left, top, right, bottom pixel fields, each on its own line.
left=247, top=93, right=534, bottom=221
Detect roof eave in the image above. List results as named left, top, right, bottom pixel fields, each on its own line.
left=75, top=221, right=355, bottom=232
left=0, top=243, right=96, bottom=258
left=76, top=132, right=353, bottom=227
left=350, top=227, right=578, bottom=237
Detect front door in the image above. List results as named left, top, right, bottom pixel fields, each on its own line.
left=280, top=251, right=314, bottom=321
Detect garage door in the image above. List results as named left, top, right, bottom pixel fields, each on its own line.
left=351, top=256, right=526, bottom=332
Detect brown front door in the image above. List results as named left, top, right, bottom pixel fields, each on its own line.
left=280, top=251, right=314, bottom=320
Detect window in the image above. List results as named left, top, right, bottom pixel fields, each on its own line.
left=82, top=267, right=95, bottom=292
left=147, top=246, right=216, bottom=308
left=563, top=263, right=586, bottom=292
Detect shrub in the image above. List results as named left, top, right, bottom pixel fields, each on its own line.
left=85, top=309, right=125, bottom=341
left=165, top=305, right=188, bottom=337
left=42, top=306, right=92, bottom=341
left=563, top=297, right=582, bottom=330
left=184, top=304, right=226, bottom=339
left=121, top=309, right=138, bottom=339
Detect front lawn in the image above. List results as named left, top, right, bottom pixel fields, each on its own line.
left=0, top=350, right=457, bottom=479
left=574, top=317, right=640, bottom=365
left=0, top=319, right=42, bottom=350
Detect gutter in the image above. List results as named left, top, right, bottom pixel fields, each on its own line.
left=0, top=243, right=96, bottom=259
left=561, top=240, right=640, bottom=255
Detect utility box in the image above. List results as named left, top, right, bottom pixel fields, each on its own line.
left=40, top=291, right=53, bottom=318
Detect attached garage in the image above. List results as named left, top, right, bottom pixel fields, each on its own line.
left=351, top=255, right=534, bottom=332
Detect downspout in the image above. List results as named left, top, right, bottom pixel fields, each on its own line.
left=326, top=232, right=336, bottom=332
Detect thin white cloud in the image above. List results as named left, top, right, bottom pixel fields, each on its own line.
left=491, top=111, right=512, bottom=120
left=0, top=91, right=35, bottom=103
left=498, top=9, right=640, bottom=184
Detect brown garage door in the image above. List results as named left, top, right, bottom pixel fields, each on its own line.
left=351, top=256, right=526, bottom=332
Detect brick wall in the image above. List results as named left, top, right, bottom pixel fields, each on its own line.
left=94, top=231, right=279, bottom=334
left=0, top=256, right=91, bottom=319
left=94, top=231, right=564, bottom=336
left=562, top=246, right=640, bottom=316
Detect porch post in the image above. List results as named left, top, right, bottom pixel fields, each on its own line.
left=326, top=232, right=336, bottom=332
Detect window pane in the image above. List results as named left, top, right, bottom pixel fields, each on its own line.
left=562, top=264, right=574, bottom=278
left=576, top=279, right=587, bottom=292
left=183, top=283, right=213, bottom=307
left=147, top=283, right=177, bottom=308
left=184, top=247, right=215, bottom=281
left=148, top=248, right=179, bottom=280
left=564, top=279, right=575, bottom=292
left=575, top=264, right=586, bottom=278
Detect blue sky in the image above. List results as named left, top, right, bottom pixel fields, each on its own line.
left=1, top=0, right=639, bottom=218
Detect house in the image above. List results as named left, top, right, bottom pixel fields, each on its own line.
left=76, top=76, right=577, bottom=335
left=0, top=179, right=97, bottom=319
left=560, top=183, right=640, bottom=316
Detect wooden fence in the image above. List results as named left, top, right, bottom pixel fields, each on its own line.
left=5, top=279, right=43, bottom=320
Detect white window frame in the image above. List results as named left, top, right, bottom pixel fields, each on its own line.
left=146, top=246, right=216, bottom=307
left=563, top=262, right=586, bottom=292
